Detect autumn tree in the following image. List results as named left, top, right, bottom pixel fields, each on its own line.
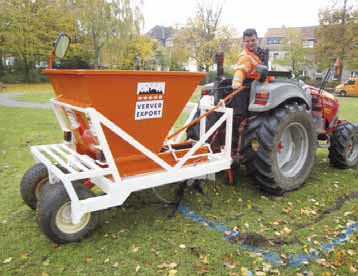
left=315, top=0, right=358, bottom=76
left=74, top=0, right=143, bottom=68
left=0, top=0, right=74, bottom=81
left=105, top=35, right=155, bottom=69
left=276, top=29, right=313, bottom=76
left=173, top=1, right=236, bottom=74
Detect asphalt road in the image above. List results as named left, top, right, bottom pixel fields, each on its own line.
left=0, top=93, right=51, bottom=109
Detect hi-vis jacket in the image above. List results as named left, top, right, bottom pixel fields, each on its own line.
left=232, top=48, right=262, bottom=90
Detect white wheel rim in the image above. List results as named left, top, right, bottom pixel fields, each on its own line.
left=277, top=122, right=309, bottom=177
left=55, top=202, right=91, bottom=234
left=347, top=133, right=358, bottom=163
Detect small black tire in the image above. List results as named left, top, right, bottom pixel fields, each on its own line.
left=329, top=122, right=358, bottom=168
left=20, top=163, right=49, bottom=210
left=242, top=102, right=317, bottom=194
left=340, top=90, right=347, bottom=97
left=37, top=181, right=99, bottom=244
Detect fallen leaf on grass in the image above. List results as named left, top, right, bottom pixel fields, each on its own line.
left=262, top=262, right=272, bottom=272
left=3, top=257, right=12, bottom=264
left=168, top=269, right=177, bottom=276
left=20, top=252, right=29, bottom=260
left=333, top=249, right=345, bottom=266
left=316, top=258, right=330, bottom=268
left=224, top=261, right=236, bottom=270
left=280, top=227, right=292, bottom=236
left=240, top=267, right=250, bottom=276
left=85, top=257, right=93, bottom=263
left=179, top=244, right=186, bottom=249
left=344, top=211, right=353, bottom=217
left=349, top=264, right=358, bottom=273
left=347, top=249, right=355, bottom=256
left=300, top=208, right=317, bottom=216
left=197, top=264, right=209, bottom=275
left=223, top=254, right=236, bottom=270
left=158, top=262, right=178, bottom=269
left=135, top=265, right=140, bottom=273
left=282, top=206, right=292, bottom=214
left=41, top=272, right=49, bottom=276
left=201, top=255, right=209, bottom=265
left=131, top=245, right=140, bottom=253
left=112, top=262, right=119, bottom=268
left=104, top=258, right=110, bottom=264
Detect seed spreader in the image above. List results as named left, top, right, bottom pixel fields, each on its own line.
left=20, top=33, right=234, bottom=243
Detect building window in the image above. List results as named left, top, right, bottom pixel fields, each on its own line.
left=273, top=53, right=279, bottom=60
left=303, top=40, right=314, bottom=48
left=267, top=37, right=281, bottom=44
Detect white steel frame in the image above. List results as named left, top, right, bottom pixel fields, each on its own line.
left=31, top=98, right=233, bottom=224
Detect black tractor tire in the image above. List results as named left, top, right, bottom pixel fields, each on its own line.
left=242, top=102, right=317, bottom=194
left=329, top=122, right=358, bottom=168
left=37, top=181, right=99, bottom=244
left=20, top=163, right=49, bottom=210
left=340, top=90, right=347, bottom=97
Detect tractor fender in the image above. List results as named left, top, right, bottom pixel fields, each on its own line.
left=248, top=80, right=312, bottom=112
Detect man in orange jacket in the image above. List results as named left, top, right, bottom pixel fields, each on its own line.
left=231, top=28, right=267, bottom=117
left=230, top=28, right=268, bottom=159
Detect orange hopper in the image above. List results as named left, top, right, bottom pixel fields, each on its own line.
left=44, top=70, right=207, bottom=176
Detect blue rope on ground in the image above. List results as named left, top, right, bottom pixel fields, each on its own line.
left=288, top=223, right=358, bottom=267
left=178, top=205, right=358, bottom=268
left=178, top=205, right=283, bottom=265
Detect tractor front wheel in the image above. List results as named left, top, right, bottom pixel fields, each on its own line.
left=37, top=181, right=99, bottom=244
left=329, top=122, right=358, bottom=168
left=242, top=102, right=317, bottom=194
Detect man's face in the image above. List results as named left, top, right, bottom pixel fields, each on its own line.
left=243, top=35, right=258, bottom=52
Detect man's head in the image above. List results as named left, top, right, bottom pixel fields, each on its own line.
left=243, top=28, right=258, bottom=52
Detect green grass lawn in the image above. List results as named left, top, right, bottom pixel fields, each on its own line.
left=0, top=91, right=357, bottom=275
left=15, top=92, right=55, bottom=104
left=3, top=83, right=54, bottom=94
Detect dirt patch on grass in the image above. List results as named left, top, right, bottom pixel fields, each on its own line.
left=229, top=232, right=300, bottom=248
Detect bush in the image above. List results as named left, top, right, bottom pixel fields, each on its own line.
left=0, top=68, right=49, bottom=84
left=305, top=79, right=321, bottom=88
left=200, top=69, right=235, bottom=85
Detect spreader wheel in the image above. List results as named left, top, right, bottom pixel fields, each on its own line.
left=329, top=122, right=358, bottom=168
left=37, top=181, right=99, bottom=244
left=20, top=163, right=49, bottom=210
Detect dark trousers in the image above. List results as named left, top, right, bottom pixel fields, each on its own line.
left=228, top=86, right=250, bottom=117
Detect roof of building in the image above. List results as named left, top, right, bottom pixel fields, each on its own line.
left=146, top=25, right=176, bottom=46
left=264, top=26, right=317, bottom=40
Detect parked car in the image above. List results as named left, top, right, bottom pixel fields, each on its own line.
left=335, top=78, right=358, bottom=96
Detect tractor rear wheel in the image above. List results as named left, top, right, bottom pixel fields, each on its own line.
left=329, top=122, right=358, bottom=168
left=37, top=181, right=99, bottom=244
left=242, top=102, right=317, bottom=194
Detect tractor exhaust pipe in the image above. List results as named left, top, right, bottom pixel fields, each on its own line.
left=215, top=52, right=225, bottom=80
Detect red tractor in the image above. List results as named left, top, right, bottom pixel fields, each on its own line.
left=188, top=58, right=358, bottom=194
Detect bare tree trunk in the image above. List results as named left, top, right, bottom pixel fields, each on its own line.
left=0, top=50, right=4, bottom=77
left=92, top=30, right=100, bottom=69
left=22, top=54, right=30, bottom=82
left=338, top=0, right=348, bottom=81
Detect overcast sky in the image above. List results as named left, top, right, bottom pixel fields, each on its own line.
left=142, top=0, right=331, bottom=36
